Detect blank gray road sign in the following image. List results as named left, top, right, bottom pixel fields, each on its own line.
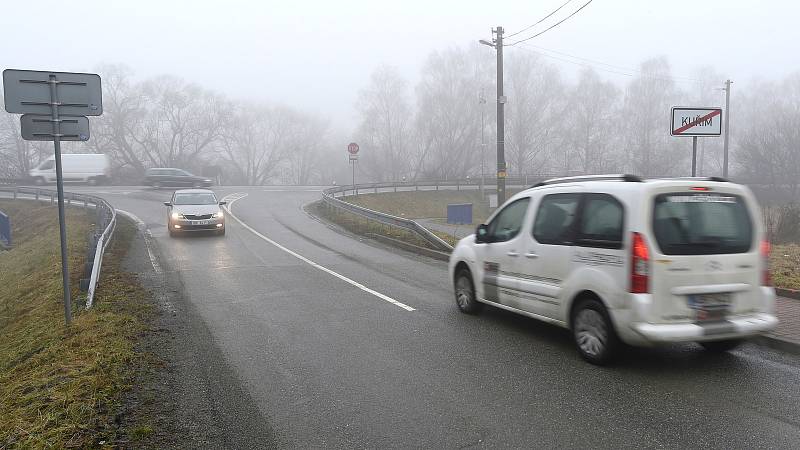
left=3, top=69, right=102, bottom=116
left=21, top=114, right=90, bottom=141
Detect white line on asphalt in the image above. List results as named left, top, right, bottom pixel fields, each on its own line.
left=221, top=193, right=416, bottom=312
left=116, top=209, right=163, bottom=275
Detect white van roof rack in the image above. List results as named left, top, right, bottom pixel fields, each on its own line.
left=532, top=174, right=643, bottom=187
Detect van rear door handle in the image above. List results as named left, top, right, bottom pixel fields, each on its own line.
left=507, top=251, right=519, bottom=257
left=525, top=252, right=539, bottom=259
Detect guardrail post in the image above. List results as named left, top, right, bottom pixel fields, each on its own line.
left=50, top=194, right=54, bottom=205
left=35, top=191, right=39, bottom=201
left=13, top=188, right=17, bottom=200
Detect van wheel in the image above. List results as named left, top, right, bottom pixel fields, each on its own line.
left=454, top=268, right=483, bottom=314
left=699, top=339, right=742, bottom=353
left=572, top=298, right=619, bottom=365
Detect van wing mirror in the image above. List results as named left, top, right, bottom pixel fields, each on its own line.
left=475, top=224, right=490, bottom=244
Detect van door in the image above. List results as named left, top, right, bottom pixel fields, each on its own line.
left=648, top=190, right=761, bottom=325
left=475, top=197, right=532, bottom=309
left=514, top=190, right=581, bottom=320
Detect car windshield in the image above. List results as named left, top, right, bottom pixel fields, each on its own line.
left=652, top=192, right=753, bottom=255
left=173, top=193, right=217, bottom=205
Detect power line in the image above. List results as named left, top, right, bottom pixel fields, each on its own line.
left=505, top=0, right=594, bottom=47
left=513, top=45, right=708, bottom=85
left=517, top=44, right=704, bottom=83
left=506, top=0, right=575, bottom=39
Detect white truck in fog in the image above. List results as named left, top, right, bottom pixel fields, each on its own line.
left=28, top=154, right=110, bottom=185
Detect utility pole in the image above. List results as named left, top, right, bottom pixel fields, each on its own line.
left=722, top=79, right=732, bottom=178
left=479, top=89, right=486, bottom=197
left=480, top=26, right=506, bottom=205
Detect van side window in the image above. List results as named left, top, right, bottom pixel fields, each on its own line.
left=576, top=194, right=624, bottom=249
left=532, top=193, right=580, bottom=245
left=486, top=198, right=530, bottom=243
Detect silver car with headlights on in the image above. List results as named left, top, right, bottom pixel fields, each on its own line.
left=164, top=189, right=226, bottom=237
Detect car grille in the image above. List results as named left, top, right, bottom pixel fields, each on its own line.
left=183, top=214, right=213, bottom=220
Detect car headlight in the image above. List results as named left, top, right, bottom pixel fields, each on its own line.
left=171, top=212, right=182, bottom=220
left=213, top=211, right=224, bottom=219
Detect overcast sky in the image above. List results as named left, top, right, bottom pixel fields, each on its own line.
left=3, top=0, right=798, bottom=130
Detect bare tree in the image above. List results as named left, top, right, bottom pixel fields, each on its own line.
left=354, top=65, right=413, bottom=181
left=504, top=52, right=566, bottom=176
left=414, top=47, right=491, bottom=179
left=564, top=68, right=620, bottom=174
left=736, top=73, right=800, bottom=197
left=621, top=57, right=686, bottom=176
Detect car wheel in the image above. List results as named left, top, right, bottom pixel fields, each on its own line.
left=217, top=228, right=226, bottom=236
left=572, top=298, right=619, bottom=365
left=699, top=339, right=742, bottom=353
left=454, top=268, right=483, bottom=314
left=152, top=181, right=162, bottom=189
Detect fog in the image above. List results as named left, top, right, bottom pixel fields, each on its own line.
left=2, top=0, right=798, bottom=124
left=2, top=0, right=800, bottom=191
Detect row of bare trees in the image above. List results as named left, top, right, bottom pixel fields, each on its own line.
left=0, top=64, right=337, bottom=185
left=353, top=45, right=800, bottom=197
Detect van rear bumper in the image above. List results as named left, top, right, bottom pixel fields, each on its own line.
left=630, top=313, right=778, bottom=343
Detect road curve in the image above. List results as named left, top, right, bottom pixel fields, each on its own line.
left=71, top=186, right=800, bottom=448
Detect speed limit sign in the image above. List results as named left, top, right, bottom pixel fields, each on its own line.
left=347, top=142, right=360, bottom=154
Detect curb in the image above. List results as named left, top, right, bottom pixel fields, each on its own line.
left=366, top=233, right=451, bottom=261
left=753, top=335, right=800, bottom=356
left=775, top=288, right=800, bottom=300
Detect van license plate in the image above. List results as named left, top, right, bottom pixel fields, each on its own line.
left=688, top=293, right=732, bottom=309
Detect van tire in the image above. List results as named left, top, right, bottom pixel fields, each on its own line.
left=454, top=268, right=483, bottom=314
left=699, top=339, right=742, bottom=353
left=571, top=298, right=620, bottom=365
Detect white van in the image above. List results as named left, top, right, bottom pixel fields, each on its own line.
left=448, top=175, right=777, bottom=365
left=29, top=154, right=110, bottom=186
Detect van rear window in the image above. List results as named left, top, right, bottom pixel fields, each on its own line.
left=652, top=193, right=753, bottom=255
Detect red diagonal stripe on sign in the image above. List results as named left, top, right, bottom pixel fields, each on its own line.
left=673, top=109, right=721, bottom=135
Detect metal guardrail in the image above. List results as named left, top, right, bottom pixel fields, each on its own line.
left=0, top=186, right=117, bottom=309
left=0, top=178, right=22, bottom=186
left=322, top=184, right=454, bottom=252
left=320, top=176, right=561, bottom=253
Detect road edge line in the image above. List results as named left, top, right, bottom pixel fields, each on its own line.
left=221, top=193, right=416, bottom=312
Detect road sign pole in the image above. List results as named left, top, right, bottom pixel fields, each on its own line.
left=722, top=80, right=732, bottom=178
left=49, top=74, right=72, bottom=326
left=691, top=136, right=698, bottom=177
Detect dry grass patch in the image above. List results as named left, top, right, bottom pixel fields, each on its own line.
left=0, top=200, right=151, bottom=448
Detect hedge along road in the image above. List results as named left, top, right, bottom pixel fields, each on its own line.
left=63, top=185, right=800, bottom=448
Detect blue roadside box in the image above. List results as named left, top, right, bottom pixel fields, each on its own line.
left=447, top=203, right=473, bottom=225
left=0, top=211, right=10, bottom=247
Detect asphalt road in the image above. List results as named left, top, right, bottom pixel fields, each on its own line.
left=63, top=186, right=800, bottom=448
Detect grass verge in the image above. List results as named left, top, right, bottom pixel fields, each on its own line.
left=0, top=200, right=151, bottom=448
left=343, top=190, right=490, bottom=223
left=772, top=244, right=800, bottom=291
left=309, top=201, right=454, bottom=249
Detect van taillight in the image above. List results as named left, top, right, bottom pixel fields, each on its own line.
left=761, top=240, right=772, bottom=286
left=631, top=232, right=650, bottom=293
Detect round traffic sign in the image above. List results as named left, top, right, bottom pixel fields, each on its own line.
left=347, top=142, right=360, bottom=154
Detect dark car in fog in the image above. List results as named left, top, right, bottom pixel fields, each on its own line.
left=144, top=168, right=213, bottom=188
